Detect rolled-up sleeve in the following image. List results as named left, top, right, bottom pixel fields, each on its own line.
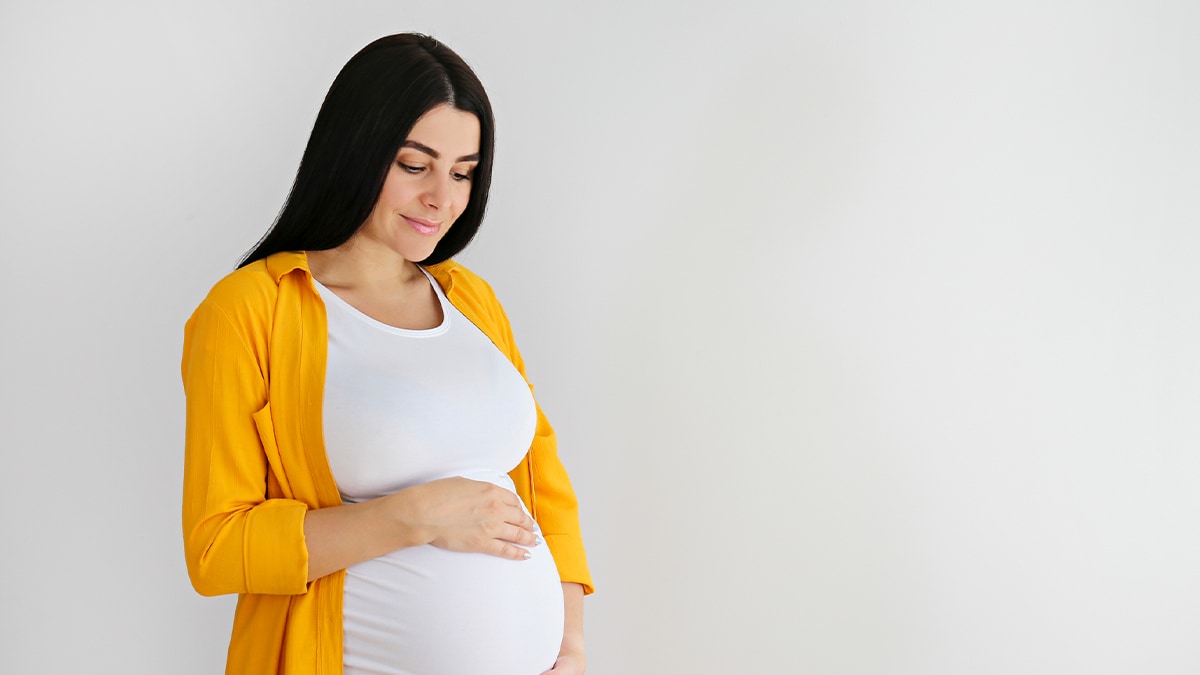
left=526, top=398, right=593, bottom=595
left=181, top=300, right=310, bottom=597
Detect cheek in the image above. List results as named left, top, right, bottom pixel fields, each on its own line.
left=382, top=182, right=415, bottom=209
left=453, top=185, right=473, bottom=216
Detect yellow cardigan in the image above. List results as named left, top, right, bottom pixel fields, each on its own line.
left=182, top=251, right=592, bottom=675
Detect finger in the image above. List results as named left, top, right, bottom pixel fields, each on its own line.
left=504, top=508, right=536, bottom=533
left=502, top=524, right=540, bottom=547
left=488, top=495, right=534, bottom=532
left=489, top=540, right=533, bottom=561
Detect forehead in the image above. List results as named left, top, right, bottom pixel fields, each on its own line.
left=404, top=104, right=481, bottom=158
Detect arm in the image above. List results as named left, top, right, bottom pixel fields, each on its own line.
left=302, top=477, right=539, bottom=582
left=543, top=582, right=586, bottom=673
left=495, top=313, right=594, bottom=593
left=516, top=401, right=593, bottom=592
left=182, top=300, right=310, bottom=596
left=183, top=299, right=539, bottom=593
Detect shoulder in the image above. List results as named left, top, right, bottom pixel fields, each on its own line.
left=425, top=259, right=496, bottom=298
left=182, top=252, right=316, bottom=381
left=203, top=259, right=278, bottom=306
left=193, top=258, right=282, bottom=324
left=425, top=259, right=504, bottom=315
left=186, top=252, right=311, bottom=338
left=425, top=259, right=515, bottom=346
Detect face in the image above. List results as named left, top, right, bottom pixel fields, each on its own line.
left=355, top=104, right=482, bottom=263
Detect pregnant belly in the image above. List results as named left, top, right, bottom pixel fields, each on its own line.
left=342, top=524, right=564, bottom=675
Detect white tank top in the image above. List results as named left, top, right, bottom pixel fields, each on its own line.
left=314, top=270, right=564, bottom=675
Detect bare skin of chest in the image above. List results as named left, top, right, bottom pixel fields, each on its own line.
left=305, top=248, right=445, bottom=331
left=324, top=277, right=444, bottom=330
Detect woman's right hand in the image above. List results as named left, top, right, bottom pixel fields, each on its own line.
left=303, top=476, right=540, bottom=581
left=399, top=477, right=541, bottom=561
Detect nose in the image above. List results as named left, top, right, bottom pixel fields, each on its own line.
left=422, top=173, right=453, bottom=211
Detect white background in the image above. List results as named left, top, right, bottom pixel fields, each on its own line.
left=2, top=1, right=1198, bottom=673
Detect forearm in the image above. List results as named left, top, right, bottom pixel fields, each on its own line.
left=560, top=582, right=585, bottom=661
left=304, top=477, right=540, bottom=582
left=303, top=490, right=426, bottom=582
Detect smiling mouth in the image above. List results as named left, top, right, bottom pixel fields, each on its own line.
left=403, top=215, right=441, bottom=236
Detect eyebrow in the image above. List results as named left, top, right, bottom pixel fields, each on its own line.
left=402, top=140, right=480, bottom=163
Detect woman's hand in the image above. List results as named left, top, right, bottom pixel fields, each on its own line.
left=402, top=477, right=540, bottom=561
left=304, top=476, right=540, bottom=581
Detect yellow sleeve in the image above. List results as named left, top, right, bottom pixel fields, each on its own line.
left=523, top=396, right=596, bottom=596
left=484, top=289, right=595, bottom=595
left=180, top=300, right=310, bottom=597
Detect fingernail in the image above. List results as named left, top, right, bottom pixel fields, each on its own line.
left=534, top=534, right=543, bottom=546
left=522, top=550, right=532, bottom=560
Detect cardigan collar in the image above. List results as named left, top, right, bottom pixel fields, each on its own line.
left=263, top=250, right=463, bottom=295
left=264, top=250, right=310, bottom=283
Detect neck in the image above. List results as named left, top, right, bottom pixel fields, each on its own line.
left=306, top=240, right=423, bottom=291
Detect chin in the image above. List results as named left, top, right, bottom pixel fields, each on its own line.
left=397, top=242, right=442, bottom=264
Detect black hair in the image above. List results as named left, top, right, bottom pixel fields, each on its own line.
left=239, top=33, right=494, bottom=268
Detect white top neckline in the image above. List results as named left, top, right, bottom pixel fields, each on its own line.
left=311, top=266, right=452, bottom=338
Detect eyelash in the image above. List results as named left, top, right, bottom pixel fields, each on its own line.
left=397, top=161, right=472, bottom=182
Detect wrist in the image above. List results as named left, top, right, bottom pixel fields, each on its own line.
left=559, top=630, right=585, bottom=664
left=556, top=648, right=585, bottom=674
left=379, top=487, right=431, bottom=549
left=559, top=635, right=584, bottom=655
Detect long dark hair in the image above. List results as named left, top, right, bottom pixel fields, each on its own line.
left=240, top=33, right=495, bottom=268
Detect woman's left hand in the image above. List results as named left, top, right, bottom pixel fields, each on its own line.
left=541, top=651, right=585, bottom=674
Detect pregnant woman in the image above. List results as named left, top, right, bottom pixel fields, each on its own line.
left=181, top=33, right=592, bottom=675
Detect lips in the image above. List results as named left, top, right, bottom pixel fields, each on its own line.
left=403, top=215, right=441, bottom=236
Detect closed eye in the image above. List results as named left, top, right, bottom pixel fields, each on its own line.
left=398, top=162, right=424, bottom=174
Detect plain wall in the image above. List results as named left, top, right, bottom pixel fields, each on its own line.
left=1, top=1, right=1198, bottom=673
